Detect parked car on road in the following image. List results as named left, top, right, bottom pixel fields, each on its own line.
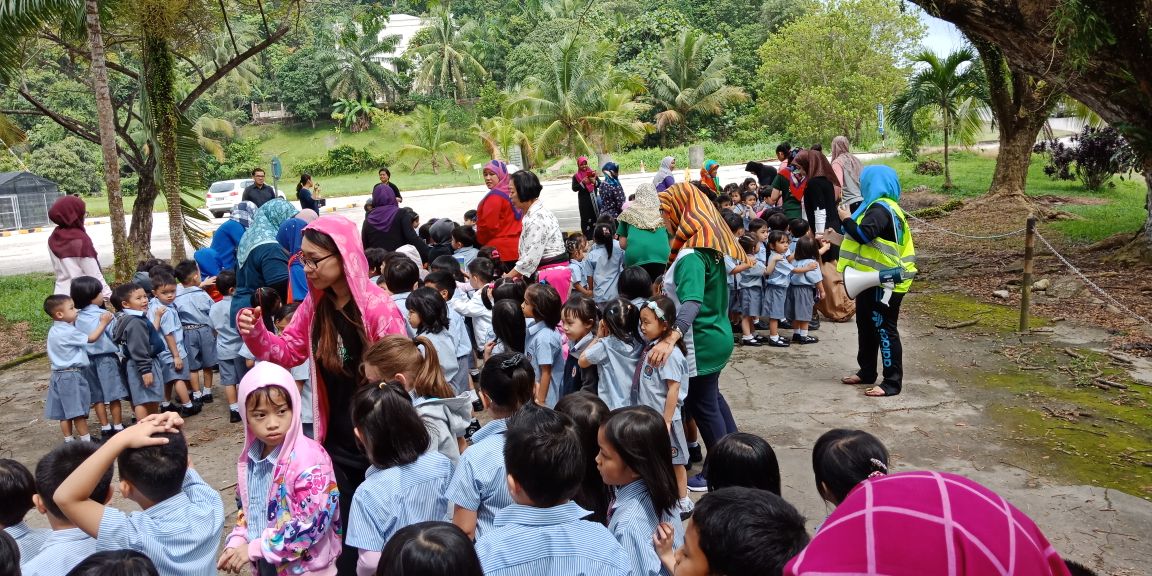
left=205, top=179, right=282, bottom=218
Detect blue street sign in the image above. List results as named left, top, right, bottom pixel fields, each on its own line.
left=271, top=156, right=283, bottom=180
left=877, top=104, right=885, bottom=136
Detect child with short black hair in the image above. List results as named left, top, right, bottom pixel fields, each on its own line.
left=617, top=266, right=652, bottom=308
left=447, top=352, right=535, bottom=540
left=486, top=300, right=526, bottom=359
left=789, top=219, right=810, bottom=252
left=43, top=294, right=114, bottom=442
left=0, top=528, right=14, bottom=576
left=54, top=413, right=225, bottom=576
left=218, top=363, right=340, bottom=576
left=208, top=270, right=247, bottom=423
left=560, top=296, right=600, bottom=395
left=452, top=258, right=498, bottom=351
left=736, top=234, right=767, bottom=347
left=174, top=260, right=217, bottom=406
left=704, top=432, right=781, bottom=494
left=365, top=247, right=388, bottom=285
left=555, top=392, right=611, bottom=525
left=70, top=275, right=127, bottom=437
left=23, top=442, right=113, bottom=576
left=451, top=225, right=479, bottom=267
left=347, top=382, right=453, bottom=574
left=566, top=233, right=593, bottom=298
left=64, top=550, right=159, bottom=576
left=763, top=230, right=793, bottom=347
left=734, top=191, right=758, bottom=230
left=111, top=283, right=164, bottom=419
left=597, top=406, right=684, bottom=576
left=788, top=236, right=825, bottom=344
left=406, top=287, right=467, bottom=393
left=655, top=486, right=809, bottom=576
left=522, top=283, right=564, bottom=407
left=425, top=270, right=475, bottom=387
left=579, top=297, right=642, bottom=410
left=811, top=428, right=890, bottom=507
left=475, top=404, right=631, bottom=575
left=0, top=459, right=47, bottom=561
left=376, top=522, right=482, bottom=576
left=766, top=211, right=789, bottom=232
left=148, top=273, right=198, bottom=416
left=463, top=210, right=477, bottom=227
left=587, top=220, right=624, bottom=305
left=385, top=257, right=420, bottom=337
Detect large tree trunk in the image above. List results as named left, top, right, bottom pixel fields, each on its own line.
left=142, top=35, right=186, bottom=262
left=987, top=121, right=1043, bottom=200
left=129, top=170, right=157, bottom=259
left=85, top=0, right=134, bottom=282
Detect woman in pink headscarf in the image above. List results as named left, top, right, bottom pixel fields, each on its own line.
left=47, top=195, right=110, bottom=298
left=785, top=471, right=1073, bottom=576
left=475, top=159, right=522, bottom=270
left=571, top=156, right=600, bottom=238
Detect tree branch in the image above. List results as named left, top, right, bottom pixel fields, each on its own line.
left=17, top=88, right=100, bottom=144
left=39, top=30, right=139, bottom=80
left=179, top=23, right=289, bottom=110
left=173, top=50, right=206, bottom=84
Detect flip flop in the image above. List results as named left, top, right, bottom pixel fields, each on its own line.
left=841, top=375, right=868, bottom=385
left=864, top=385, right=900, bottom=397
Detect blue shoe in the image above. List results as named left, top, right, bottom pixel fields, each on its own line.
left=687, top=473, right=709, bottom=492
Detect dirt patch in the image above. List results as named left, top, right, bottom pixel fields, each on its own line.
left=900, top=186, right=952, bottom=212
left=0, top=321, right=40, bottom=366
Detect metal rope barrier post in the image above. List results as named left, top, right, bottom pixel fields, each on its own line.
left=1019, top=215, right=1037, bottom=331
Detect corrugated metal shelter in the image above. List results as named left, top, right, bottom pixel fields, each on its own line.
left=0, top=171, right=61, bottom=231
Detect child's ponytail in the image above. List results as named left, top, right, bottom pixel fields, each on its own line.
left=254, top=286, right=282, bottom=332
left=362, top=335, right=454, bottom=400
left=412, top=335, right=454, bottom=399
left=593, top=221, right=615, bottom=258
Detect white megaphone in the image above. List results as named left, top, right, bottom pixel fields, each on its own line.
left=843, top=267, right=913, bottom=305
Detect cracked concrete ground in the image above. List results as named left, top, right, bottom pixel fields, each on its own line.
left=0, top=312, right=1148, bottom=574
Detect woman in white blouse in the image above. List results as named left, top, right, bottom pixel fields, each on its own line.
left=47, top=195, right=111, bottom=299
left=505, top=170, right=572, bottom=302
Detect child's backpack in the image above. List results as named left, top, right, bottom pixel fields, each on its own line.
left=118, top=314, right=166, bottom=357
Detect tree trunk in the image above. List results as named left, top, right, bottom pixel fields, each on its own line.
left=128, top=170, right=157, bottom=259
left=1145, top=157, right=1152, bottom=246
left=987, top=117, right=1045, bottom=200
left=942, top=125, right=952, bottom=188
left=84, top=0, right=135, bottom=282
left=142, top=35, right=186, bottom=262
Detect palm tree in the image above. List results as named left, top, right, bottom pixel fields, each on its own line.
left=509, top=35, right=648, bottom=157
left=396, top=105, right=462, bottom=173
left=409, top=8, right=487, bottom=99
left=891, top=47, right=988, bottom=188
left=331, top=98, right=375, bottom=133
left=324, top=14, right=404, bottom=102
left=474, top=116, right=534, bottom=164
left=648, top=29, right=748, bottom=146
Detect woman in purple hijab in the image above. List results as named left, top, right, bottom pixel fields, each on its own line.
left=361, top=174, right=429, bottom=260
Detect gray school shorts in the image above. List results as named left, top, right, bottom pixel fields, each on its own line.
left=125, top=359, right=164, bottom=404
left=45, top=369, right=91, bottom=421
left=158, top=357, right=190, bottom=385
left=182, top=325, right=218, bottom=371
left=670, top=418, right=689, bottom=466
left=85, top=353, right=127, bottom=403
left=218, top=357, right=250, bottom=387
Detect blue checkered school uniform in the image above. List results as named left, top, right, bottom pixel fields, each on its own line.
left=77, top=304, right=127, bottom=403
left=209, top=296, right=248, bottom=387
left=475, top=501, right=631, bottom=576
left=149, top=299, right=188, bottom=384
left=392, top=292, right=416, bottom=337
left=608, top=480, right=684, bottom=576
left=6, top=522, right=48, bottom=565
left=245, top=443, right=279, bottom=541
left=45, top=321, right=92, bottom=421
left=446, top=418, right=513, bottom=539
left=581, top=336, right=642, bottom=410
left=347, top=450, right=453, bottom=552
left=20, top=527, right=100, bottom=576
left=175, top=286, right=217, bottom=371
left=586, top=240, right=625, bottom=305
left=526, top=320, right=565, bottom=408
left=96, top=469, right=225, bottom=576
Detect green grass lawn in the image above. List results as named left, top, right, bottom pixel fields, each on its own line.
left=867, top=150, right=1147, bottom=244
left=0, top=273, right=56, bottom=343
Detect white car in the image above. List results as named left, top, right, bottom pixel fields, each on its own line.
left=205, top=179, right=283, bottom=218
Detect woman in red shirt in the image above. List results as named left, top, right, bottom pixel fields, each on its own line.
left=475, top=160, right=522, bottom=271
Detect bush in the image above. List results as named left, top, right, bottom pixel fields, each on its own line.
left=1033, top=126, right=1139, bottom=191
left=297, top=145, right=391, bottom=177
left=913, top=159, right=943, bottom=176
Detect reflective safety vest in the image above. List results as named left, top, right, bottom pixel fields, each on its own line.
left=837, top=197, right=917, bottom=293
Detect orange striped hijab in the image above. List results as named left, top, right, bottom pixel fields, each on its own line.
left=659, top=182, right=744, bottom=264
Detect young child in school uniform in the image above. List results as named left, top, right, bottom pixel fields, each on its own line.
left=42, top=294, right=114, bottom=443
left=406, top=288, right=467, bottom=393
left=447, top=352, right=535, bottom=540
left=618, top=266, right=653, bottom=310
left=54, top=413, right=225, bottom=576
left=385, top=256, right=420, bottom=337
left=586, top=221, right=625, bottom=305
left=218, top=363, right=341, bottom=576
left=174, top=260, right=218, bottom=406
left=597, top=406, right=685, bottom=576
left=424, top=272, right=476, bottom=395
left=637, top=297, right=693, bottom=514
left=475, top=404, right=631, bottom=576
left=452, top=258, right=498, bottom=353
left=579, top=298, right=642, bottom=411
left=0, top=459, right=48, bottom=562
left=209, top=271, right=248, bottom=423
left=452, top=225, right=480, bottom=268
left=567, top=234, right=593, bottom=299
left=736, top=235, right=767, bottom=347
left=787, top=236, right=825, bottom=345
left=347, top=382, right=453, bottom=576
left=71, top=276, right=127, bottom=438
left=523, top=283, right=565, bottom=408
left=763, top=230, right=794, bottom=348
left=560, top=296, right=600, bottom=396
left=111, top=283, right=165, bottom=419
left=148, top=273, right=198, bottom=416
left=22, top=442, right=113, bottom=576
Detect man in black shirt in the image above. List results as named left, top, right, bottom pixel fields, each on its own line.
left=242, top=168, right=276, bottom=207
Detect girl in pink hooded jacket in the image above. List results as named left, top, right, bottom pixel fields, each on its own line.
left=219, top=362, right=341, bottom=575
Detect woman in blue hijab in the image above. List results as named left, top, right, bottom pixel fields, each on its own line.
left=276, top=217, right=310, bottom=304
left=599, top=161, right=625, bottom=219
left=210, top=201, right=256, bottom=271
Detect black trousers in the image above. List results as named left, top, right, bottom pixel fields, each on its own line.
left=854, top=287, right=904, bottom=394
left=332, top=459, right=368, bottom=575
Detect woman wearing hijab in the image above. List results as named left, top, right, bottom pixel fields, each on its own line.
left=192, top=247, right=223, bottom=301
left=571, top=156, right=600, bottom=238
left=47, top=195, right=110, bottom=298
left=836, top=166, right=916, bottom=398
left=210, top=201, right=255, bottom=271
left=361, top=173, right=429, bottom=261
left=237, top=215, right=407, bottom=574
left=648, top=183, right=741, bottom=489
left=231, top=198, right=299, bottom=321
left=653, top=155, right=677, bottom=192
left=616, top=182, right=671, bottom=279
left=277, top=218, right=309, bottom=304
left=744, top=160, right=776, bottom=188
left=786, top=471, right=1073, bottom=576
left=830, top=136, right=864, bottom=211
left=699, top=159, right=721, bottom=196
left=771, top=150, right=806, bottom=220
left=599, top=162, right=626, bottom=219
left=793, top=149, right=841, bottom=238
left=508, top=170, right=571, bottom=302
left=475, top=159, right=523, bottom=270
